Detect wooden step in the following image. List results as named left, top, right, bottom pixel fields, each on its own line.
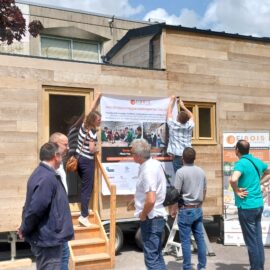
left=70, top=238, right=107, bottom=255
left=75, top=253, right=110, bottom=263
left=73, top=224, right=102, bottom=239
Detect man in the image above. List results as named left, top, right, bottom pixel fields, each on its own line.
left=49, top=132, right=69, bottom=193
left=230, top=139, right=268, bottom=270
left=131, top=139, right=167, bottom=270
left=124, top=127, right=133, bottom=146
left=49, top=133, right=70, bottom=270
left=18, top=143, right=74, bottom=270
left=171, top=147, right=207, bottom=270
left=166, top=96, right=194, bottom=172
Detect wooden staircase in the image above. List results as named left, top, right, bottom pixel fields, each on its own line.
left=69, top=211, right=112, bottom=269
left=69, top=155, right=116, bottom=269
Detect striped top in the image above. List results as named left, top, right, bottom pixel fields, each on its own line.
left=67, top=126, right=79, bottom=156
left=76, top=124, right=98, bottom=159
left=167, top=118, right=194, bottom=156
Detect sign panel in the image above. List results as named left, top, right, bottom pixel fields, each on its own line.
left=100, top=95, right=176, bottom=195
left=223, top=131, right=270, bottom=245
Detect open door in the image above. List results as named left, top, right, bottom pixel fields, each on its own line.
left=42, top=86, right=92, bottom=202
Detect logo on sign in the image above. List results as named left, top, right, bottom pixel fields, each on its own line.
left=130, top=99, right=151, bottom=105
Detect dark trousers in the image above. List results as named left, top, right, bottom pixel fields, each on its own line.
left=172, top=155, right=183, bottom=173
left=238, top=207, right=264, bottom=270
left=78, top=156, right=95, bottom=217
left=31, top=244, right=62, bottom=270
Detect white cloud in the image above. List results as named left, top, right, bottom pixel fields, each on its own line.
left=200, top=0, right=270, bottom=37
left=143, top=8, right=199, bottom=27
left=23, top=0, right=144, bottom=17
left=144, top=0, right=270, bottom=37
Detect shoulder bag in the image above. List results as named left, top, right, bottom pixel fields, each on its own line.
left=66, top=128, right=89, bottom=173
left=161, top=165, right=179, bottom=206
left=241, top=156, right=260, bottom=179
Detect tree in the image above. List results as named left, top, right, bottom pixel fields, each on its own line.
left=0, top=0, right=43, bottom=45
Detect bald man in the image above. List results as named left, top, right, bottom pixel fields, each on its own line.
left=49, top=132, right=69, bottom=193
left=49, top=132, right=70, bottom=270
left=230, top=139, right=268, bottom=270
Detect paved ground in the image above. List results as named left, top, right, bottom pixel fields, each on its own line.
left=1, top=220, right=270, bottom=270
left=2, top=241, right=270, bottom=270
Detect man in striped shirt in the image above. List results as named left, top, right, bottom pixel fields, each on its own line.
left=166, top=96, right=194, bottom=173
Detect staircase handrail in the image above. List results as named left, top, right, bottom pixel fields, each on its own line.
left=94, top=153, right=116, bottom=268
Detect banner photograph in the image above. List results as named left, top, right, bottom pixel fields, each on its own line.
left=100, top=95, right=177, bottom=195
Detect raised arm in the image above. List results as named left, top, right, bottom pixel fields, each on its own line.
left=180, top=100, right=194, bottom=121
left=166, top=95, right=176, bottom=119
left=88, top=92, right=102, bottom=113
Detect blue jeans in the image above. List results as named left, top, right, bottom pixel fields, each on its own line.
left=238, top=207, right=264, bottom=270
left=77, top=156, right=94, bottom=217
left=60, top=241, right=70, bottom=270
left=140, top=217, right=166, bottom=270
left=172, top=155, right=183, bottom=173
left=178, top=208, right=206, bottom=270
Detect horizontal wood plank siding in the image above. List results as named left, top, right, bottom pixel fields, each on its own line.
left=165, top=29, right=270, bottom=216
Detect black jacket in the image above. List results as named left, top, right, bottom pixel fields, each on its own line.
left=21, top=162, right=74, bottom=247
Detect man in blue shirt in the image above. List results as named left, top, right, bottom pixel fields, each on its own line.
left=18, top=143, right=74, bottom=270
left=230, top=139, right=268, bottom=270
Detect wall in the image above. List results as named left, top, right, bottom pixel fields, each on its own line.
left=110, top=36, right=154, bottom=67
left=165, top=29, right=270, bottom=215
left=0, top=54, right=167, bottom=232
left=28, top=4, right=151, bottom=57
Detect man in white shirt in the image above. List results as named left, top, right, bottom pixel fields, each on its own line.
left=49, top=132, right=69, bottom=193
left=49, top=132, right=69, bottom=270
left=131, top=139, right=167, bottom=270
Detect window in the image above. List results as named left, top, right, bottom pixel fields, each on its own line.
left=182, top=102, right=216, bottom=144
left=41, top=36, right=100, bottom=62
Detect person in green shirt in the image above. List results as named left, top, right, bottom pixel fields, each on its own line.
left=230, top=139, right=269, bottom=270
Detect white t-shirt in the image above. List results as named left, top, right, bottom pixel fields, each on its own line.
left=134, top=158, right=167, bottom=219
left=56, top=163, right=68, bottom=193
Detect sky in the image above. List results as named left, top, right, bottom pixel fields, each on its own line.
left=21, top=0, right=270, bottom=37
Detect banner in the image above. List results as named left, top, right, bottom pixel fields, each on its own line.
left=100, top=95, right=176, bottom=195
left=223, top=131, right=270, bottom=245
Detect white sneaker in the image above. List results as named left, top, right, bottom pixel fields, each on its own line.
left=78, top=215, right=91, bottom=227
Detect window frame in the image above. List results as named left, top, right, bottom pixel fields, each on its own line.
left=182, top=102, right=216, bottom=145
left=40, top=35, right=101, bottom=62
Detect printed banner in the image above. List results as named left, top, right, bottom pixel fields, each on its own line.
left=223, top=131, right=270, bottom=245
left=100, top=95, right=176, bottom=195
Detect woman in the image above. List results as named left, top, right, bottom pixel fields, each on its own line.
left=76, top=93, right=101, bottom=227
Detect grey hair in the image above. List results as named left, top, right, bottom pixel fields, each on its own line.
left=49, top=132, right=65, bottom=143
left=131, top=139, right=151, bottom=160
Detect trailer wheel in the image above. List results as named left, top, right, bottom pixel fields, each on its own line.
left=104, top=224, right=124, bottom=254
left=135, top=222, right=170, bottom=250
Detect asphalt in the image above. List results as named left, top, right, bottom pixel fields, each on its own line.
left=1, top=220, right=269, bottom=270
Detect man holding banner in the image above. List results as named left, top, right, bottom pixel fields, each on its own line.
left=166, top=96, right=194, bottom=173
left=230, top=139, right=268, bottom=270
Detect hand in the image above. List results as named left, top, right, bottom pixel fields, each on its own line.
left=169, top=203, right=178, bottom=218
left=236, top=188, right=248, bottom=199
left=127, top=199, right=135, bottom=211
left=139, top=212, right=147, bottom=221
left=16, top=226, right=24, bottom=240
left=179, top=100, right=185, bottom=108
left=96, top=92, right=102, bottom=100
